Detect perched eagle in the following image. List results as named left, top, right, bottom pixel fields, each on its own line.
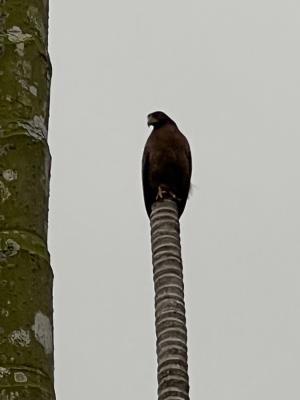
left=142, top=111, right=192, bottom=218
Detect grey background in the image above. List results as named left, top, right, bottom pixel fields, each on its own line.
left=48, top=1, right=300, bottom=399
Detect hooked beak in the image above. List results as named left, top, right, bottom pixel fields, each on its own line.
left=147, top=114, right=157, bottom=127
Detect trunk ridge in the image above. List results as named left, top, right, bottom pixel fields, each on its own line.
left=150, top=199, right=190, bottom=400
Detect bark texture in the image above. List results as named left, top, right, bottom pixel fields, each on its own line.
left=0, top=1, right=53, bottom=399
left=150, top=199, right=190, bottom=400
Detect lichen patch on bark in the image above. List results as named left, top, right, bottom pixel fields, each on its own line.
left=27, top=6, right=46, bottom=43
left=8, top=329, right=31, bottom=347
left=6, top=26, right=32, bottom=56
left=2, top=169, right=17, bottom=182
left=0, top=238, right=20, bottom=260
left=0, top=367, right=10, bottom=379
left=0, top=145, right=12, bottom=157
left=0, top=181, right=11, bottom=202
left=18, top=115, right=47, bottom=139
left=32, top=311, right=53, bottom=355
left=13, top=371, right=27, bottom=383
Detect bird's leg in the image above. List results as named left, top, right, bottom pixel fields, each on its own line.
left=156, top=185, right=166, bottom=200
left=156, top=185, right=178, bottom=201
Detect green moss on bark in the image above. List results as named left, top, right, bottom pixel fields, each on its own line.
left=0, top=1, right=53, bottom=398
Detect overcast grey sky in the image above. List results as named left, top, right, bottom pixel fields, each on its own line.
left=48, top=1, right=300, bottom=399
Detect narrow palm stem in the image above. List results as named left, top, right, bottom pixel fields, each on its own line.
left=150, top=199, right=190, bottom=400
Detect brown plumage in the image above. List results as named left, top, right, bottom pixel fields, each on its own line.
left=142, top=111, right=192, bottom=218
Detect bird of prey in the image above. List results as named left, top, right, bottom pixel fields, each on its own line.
left=142, top=111, right=192, bottom=218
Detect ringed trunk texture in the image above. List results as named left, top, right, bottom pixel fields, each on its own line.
left=150, top=199, right=190, bottom=400
left=0, top=1, right=54, bottom=399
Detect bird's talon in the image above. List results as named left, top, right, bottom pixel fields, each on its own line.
left=156, top=186, right=178, bottom=201
left=156, top=186, right=166, bottom=200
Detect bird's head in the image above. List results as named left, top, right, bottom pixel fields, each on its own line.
left=147, top=111, right=175, bottom=128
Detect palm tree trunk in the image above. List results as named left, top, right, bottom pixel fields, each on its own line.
left=150, top=199, right=190, bottom=400
left=0, top=1, right=54, bottom=399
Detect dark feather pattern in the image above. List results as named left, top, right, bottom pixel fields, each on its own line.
left=142, top=111, right=192, bottom=218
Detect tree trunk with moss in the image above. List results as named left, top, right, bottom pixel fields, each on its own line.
left=0, top=1, right=53, bottom=399
left=150, top=199, right=190, bottom=400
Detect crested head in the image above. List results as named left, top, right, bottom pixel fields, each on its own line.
left=147, top=111, right=176, bottom=128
